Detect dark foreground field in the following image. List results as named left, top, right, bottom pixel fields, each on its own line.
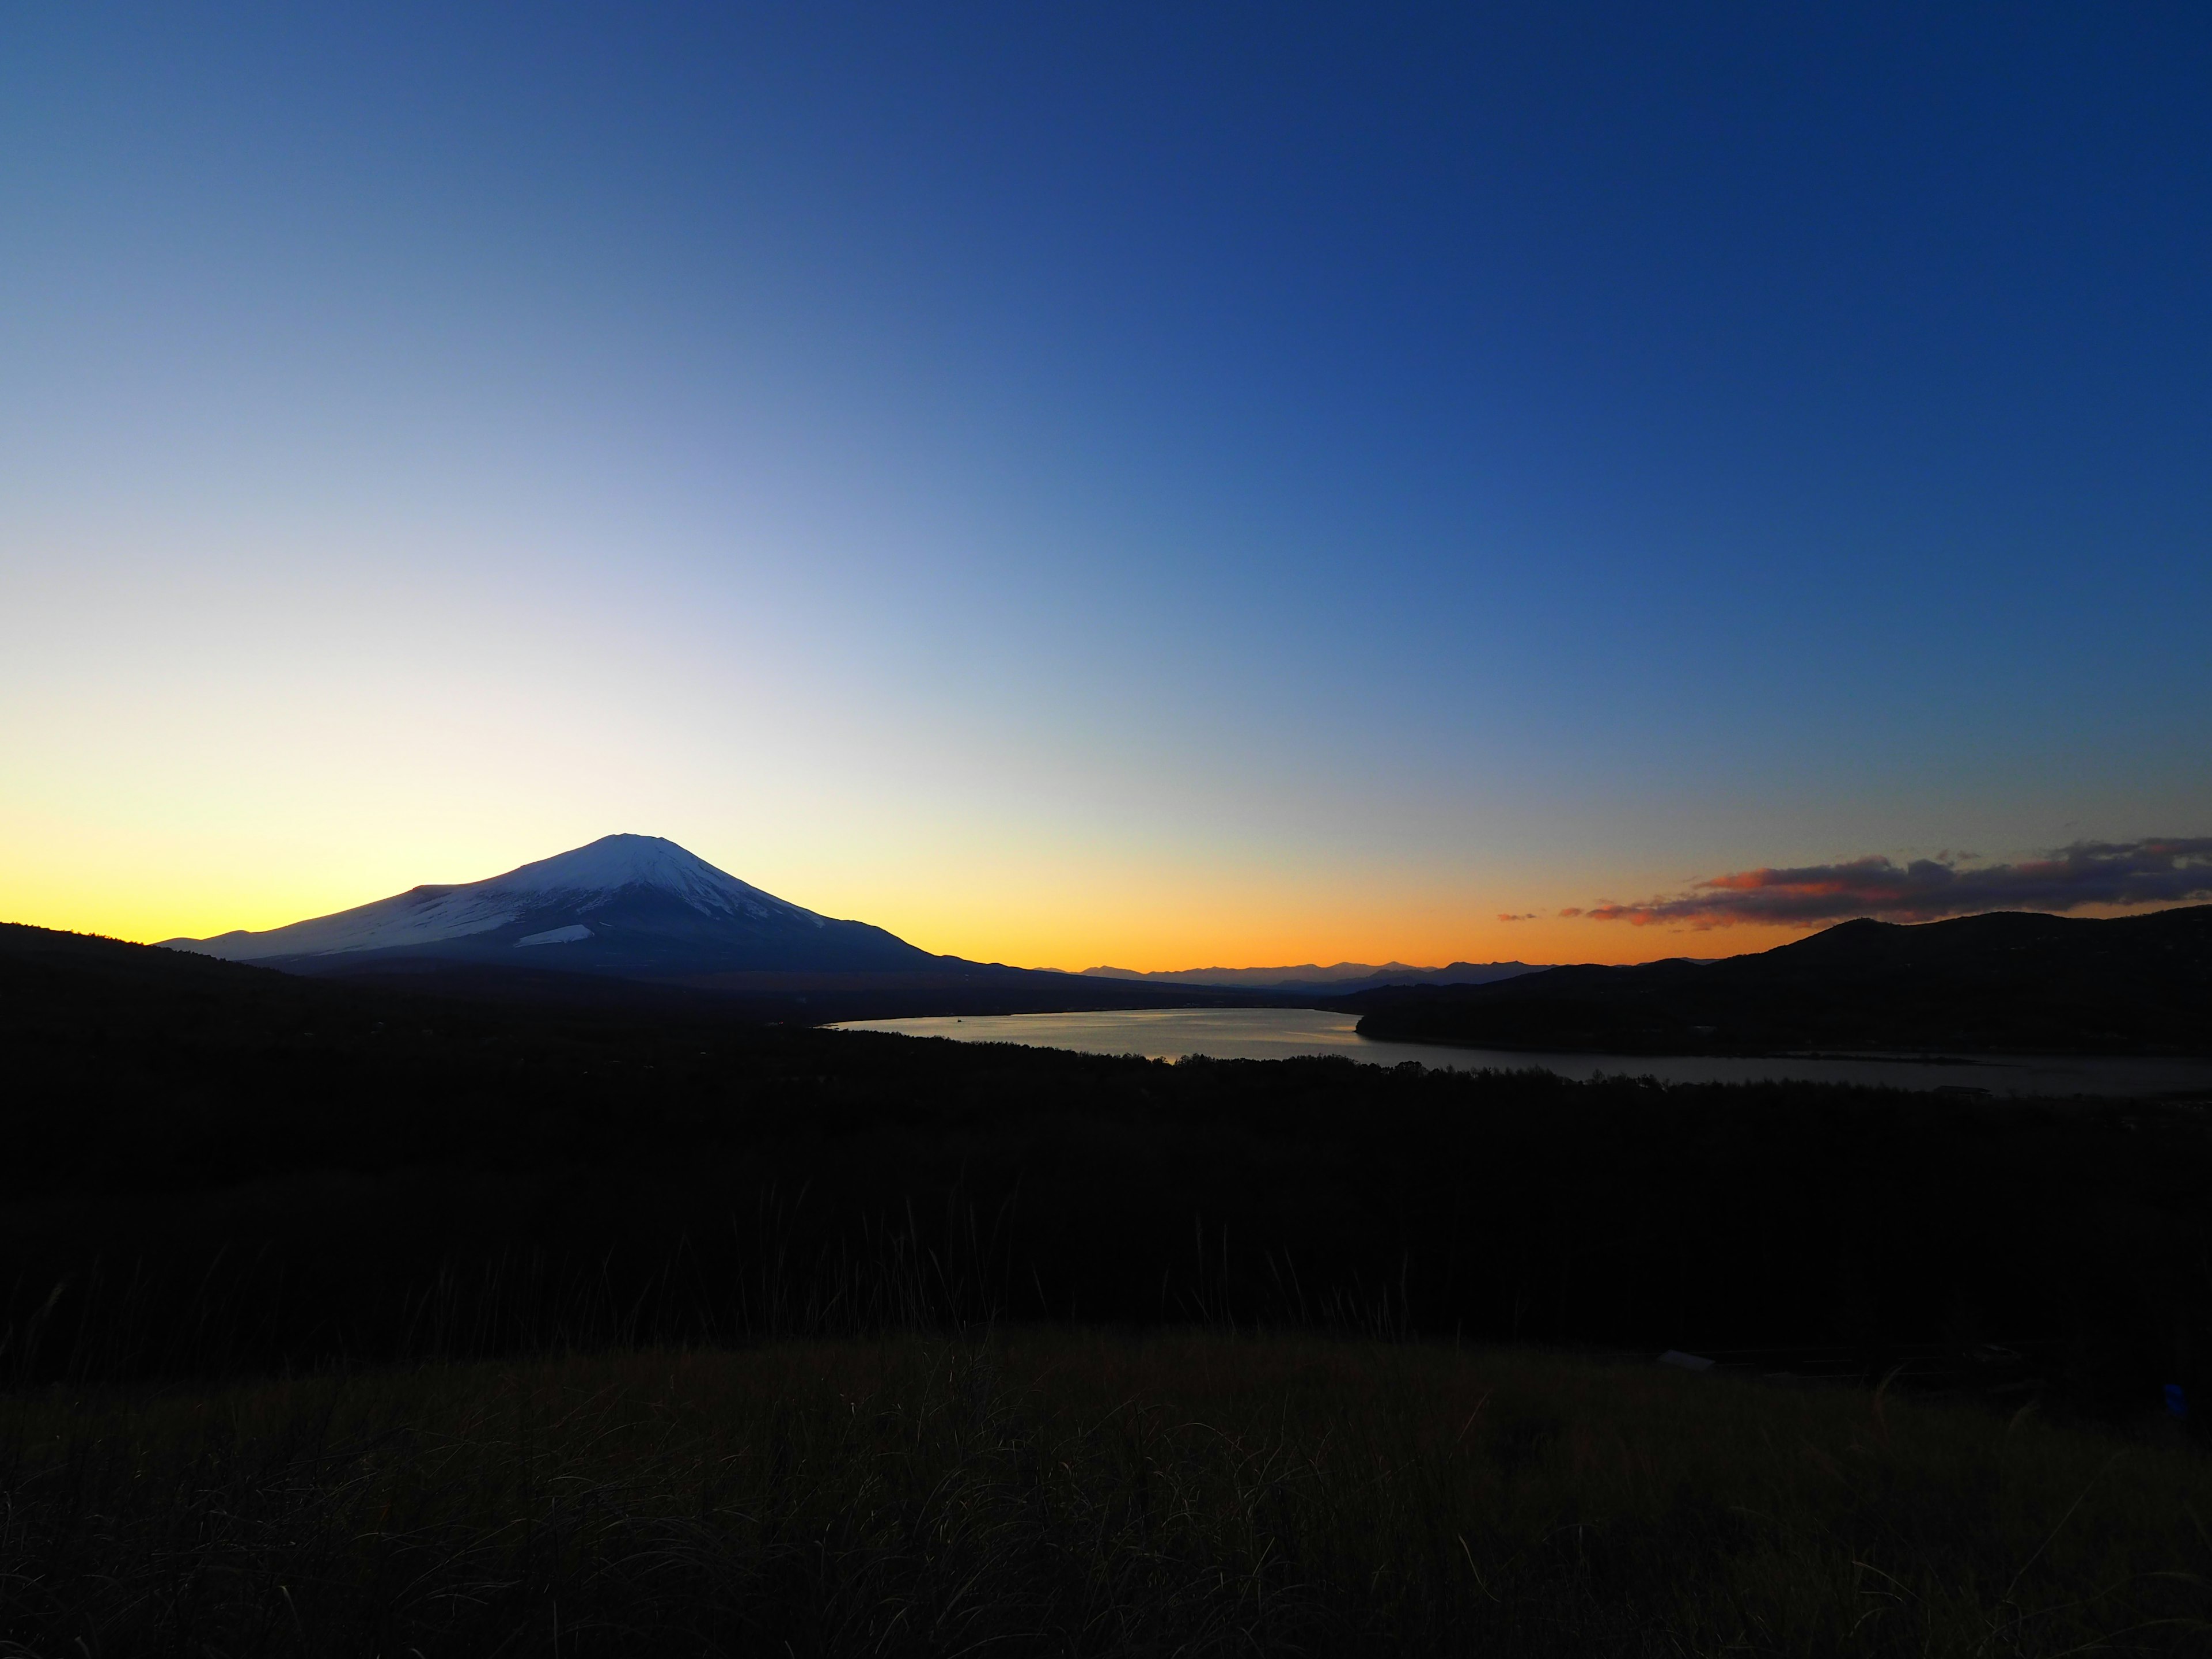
left=6, top=1332, right=2209, bottom=1657
left=10, top=922, right=2212, bottom=1652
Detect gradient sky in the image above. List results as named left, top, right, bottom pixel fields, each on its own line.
left=4, top=4, right=2209, bottom=969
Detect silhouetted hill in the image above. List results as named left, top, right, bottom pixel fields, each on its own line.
left=1347, top=905, right=2212, bottom=1054
left=302, top=953, right=1313, bottom=1022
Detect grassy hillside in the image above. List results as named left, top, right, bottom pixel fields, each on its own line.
left=5, top=1332, right=2208, bottom=1656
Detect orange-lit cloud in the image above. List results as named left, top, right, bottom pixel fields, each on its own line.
left=1582, top=838, right=2212, bottom=929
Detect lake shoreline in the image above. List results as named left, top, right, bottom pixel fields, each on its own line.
left=834, top=1006, right=2212, bottom=1099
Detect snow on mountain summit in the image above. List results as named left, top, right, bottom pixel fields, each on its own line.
left=477, top=834, right=823, bottom=926
left=158, top=834, right=896, bottom=969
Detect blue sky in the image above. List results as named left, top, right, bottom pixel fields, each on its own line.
left=3, top=4, right=2207, bottom=965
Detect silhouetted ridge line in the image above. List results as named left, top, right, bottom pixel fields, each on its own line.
left=1081, top=960, right=1546, bottom=993
left=1347, top=905, right=2212, bottom=1055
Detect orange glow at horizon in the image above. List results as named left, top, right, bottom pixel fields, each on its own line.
left=0, top=817, right=1806, bottom=972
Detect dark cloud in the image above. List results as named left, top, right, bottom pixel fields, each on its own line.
left=1584, top=838, right=2212, bottom=929
left=1496, top=911, right=1540, bottom=922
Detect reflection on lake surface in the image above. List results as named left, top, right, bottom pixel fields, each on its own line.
left=832, top=1006, right=2212, bottom=1098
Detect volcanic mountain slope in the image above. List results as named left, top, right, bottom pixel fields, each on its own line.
left=1346, top=904, right=2212, bottom=1055
left=163, top=835, right=934, bottom=978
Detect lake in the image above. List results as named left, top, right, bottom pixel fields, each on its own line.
left=832, top=1006, right=2212, bottom=1097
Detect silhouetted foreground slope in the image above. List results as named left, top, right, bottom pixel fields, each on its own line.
left=6, top=922, right=2212, bottom=1419
left=1349, top=905, right=2212, bottom=1054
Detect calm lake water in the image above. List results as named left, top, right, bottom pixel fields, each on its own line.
left=832, top=1006, right=2212, bottom=1098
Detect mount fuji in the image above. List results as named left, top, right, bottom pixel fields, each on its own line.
left=162, top=835, right=935, bottom=978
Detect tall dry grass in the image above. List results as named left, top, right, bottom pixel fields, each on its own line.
left=2, top=1332, right=2207, bottom=1656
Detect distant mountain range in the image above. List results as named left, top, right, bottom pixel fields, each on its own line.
left=160, top=835, right=1557, bottom=1003
left=1082, top=961, right=1546, bottom=994
left=1347, top=905, right=2212, bottom=1055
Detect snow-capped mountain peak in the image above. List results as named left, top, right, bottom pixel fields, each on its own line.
left=161, top=834, right=917, bottom=976
left=474, top=834, right=822, bottom=926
